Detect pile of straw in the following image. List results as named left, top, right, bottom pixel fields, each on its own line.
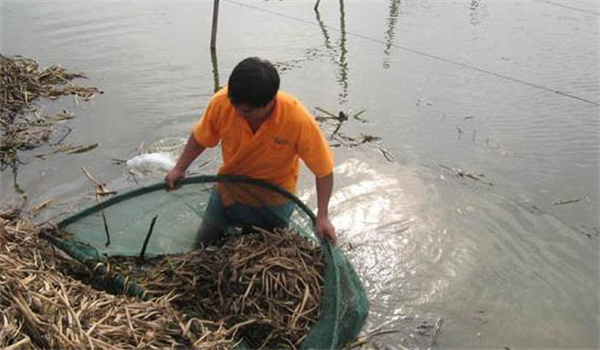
left=0, top=55, right=100, bottom=170
left=1, top=206, right=326, bottom=349
left=109, top=228, right=326, bottom=349
left=0, top=55, right=98, bottom=118
left=0, top=207, right=236, bottom=349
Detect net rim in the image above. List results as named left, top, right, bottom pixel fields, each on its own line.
left=58, top=175, right=317, bottom=231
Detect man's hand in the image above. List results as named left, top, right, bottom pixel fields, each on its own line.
left=164, top=134, right=206, bottom=191
left=165, top=168, right=185, bottom=190
left=316, top=214, right=337, bottom=244
left=315, top=172, right=336, bottom=244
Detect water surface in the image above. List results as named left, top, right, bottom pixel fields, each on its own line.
left=2, top=0, right=598, bottom=348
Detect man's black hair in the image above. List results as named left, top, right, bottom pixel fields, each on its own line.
left=228, top=57, right=280, bottom=108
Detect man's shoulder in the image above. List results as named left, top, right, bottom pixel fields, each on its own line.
left=277, top=91, right=313, bottom=121
left=210, top=87, right=230, bottom=106
left=277, top=90, right=302, bottom=107
left=204, top=88, right=234, bottom=122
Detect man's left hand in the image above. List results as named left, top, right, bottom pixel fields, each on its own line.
left=316, top=215, right=337, bottom=244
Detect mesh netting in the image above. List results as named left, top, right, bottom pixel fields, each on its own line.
left=52, top=175, right=367, bottom=349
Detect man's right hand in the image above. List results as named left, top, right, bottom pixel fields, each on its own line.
left=165, top=168, right=185, bottom=190
left=164, top=134, right=207, bottom=190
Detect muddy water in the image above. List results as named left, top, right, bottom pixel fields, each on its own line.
left=2, top=0, right=598, bottom=348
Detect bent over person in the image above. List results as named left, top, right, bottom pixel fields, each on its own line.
left=165, top=57, right=337, bottom=246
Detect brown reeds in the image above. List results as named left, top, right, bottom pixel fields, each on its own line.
left=0, top=206, right=236, bottom=349
left=0, top=55, right=98, bottom=117
left=2, top=205, right=326, bottom=349
left=0, top=55, right=100, bottom=170
left=105, top=227, right=326, bottom=349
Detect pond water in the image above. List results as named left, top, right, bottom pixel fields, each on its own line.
left=2, top=0, right=598, bottom=348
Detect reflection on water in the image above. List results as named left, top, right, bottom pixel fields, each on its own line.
left=321, top=154, right=598, bottom=348
left=383, top=0, right=401, bottom=69
left=314, top=0, right=349, bottom=105
left=2, top=0, right=598, bottom=348
left=210, top=48, right=221, bottom=93
left=337, top=0, right=349, bottom=104
left=469, top=0, right=484, bottom=25
left=327, top=156, right=448, bottom=347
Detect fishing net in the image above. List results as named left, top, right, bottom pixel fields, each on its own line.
left=51, top=175, right=368, bottom=349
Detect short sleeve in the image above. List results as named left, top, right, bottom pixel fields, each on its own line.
left=297, top=111, right=334, bottom=177
left=193, top=96, right=221, bottom=148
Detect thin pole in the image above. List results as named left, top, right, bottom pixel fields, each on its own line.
left=210, top=48, right=220, bottom=93
left=139, top=215, right=158, bottom=262
left=210, top=0, right=220, bottom=50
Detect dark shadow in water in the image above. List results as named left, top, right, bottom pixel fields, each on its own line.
left=314, top=0, right=349, bottom=105
left=338, top=0, right=348, bottom=104
left=11, top=166, right=25, bottom=196
left=210, top=48, right=221, bottom=93
left=383, top=0, right=401, bottom=69
left=469, top=0, right=482, bottom=25
left=314, top=1, right=394, bottom=162
left=314, top=4, right=333, bottom=51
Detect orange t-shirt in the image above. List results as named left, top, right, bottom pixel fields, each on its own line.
left=193, top=88, right=333, bottom=203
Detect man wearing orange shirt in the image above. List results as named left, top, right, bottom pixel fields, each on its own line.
left=165, top=57, right=336, bottom=245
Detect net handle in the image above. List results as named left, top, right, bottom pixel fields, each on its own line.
left=58, top=175, right=317, bottom=230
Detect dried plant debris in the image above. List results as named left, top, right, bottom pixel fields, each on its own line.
left=102, top=228, right=326, bottom=349
left=345, top=317, right=443, bottom=350
left=1, top=206, right=236, bottom=349
left=2, top=204, right=326, bottom=349
left=0, top=55, right=99, bottom=116
left=438, top=163, right=493, bottom=186
left=0, top=55, right=100, bottom=170
left=333, top=133, right=381, bottom=148
left=552, top=195, right=588, bottom=206
left=315, top=107, right=393, bottom=162
left=0, top=117, right=52, bottom=170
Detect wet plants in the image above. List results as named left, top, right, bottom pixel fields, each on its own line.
left=316, top=106, right=393, bottom=162
left=0, top=55, right=100, bottom=175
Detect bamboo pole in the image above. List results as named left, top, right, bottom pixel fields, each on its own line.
left=210, top=0, right=220, bottom=50
left=211, top=48, right=220, bottom=93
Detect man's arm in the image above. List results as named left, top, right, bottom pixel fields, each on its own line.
left=165, top=134, right=206, bottom=190
left=315, top=172, right=337, bottom=244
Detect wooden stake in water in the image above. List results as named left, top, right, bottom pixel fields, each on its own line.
left=210, top=0, right=220, bottom=50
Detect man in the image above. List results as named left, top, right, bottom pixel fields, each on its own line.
left=165, top=57, right=336, bottom=245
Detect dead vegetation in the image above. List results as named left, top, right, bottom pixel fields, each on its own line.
left=1, top=204, right=325, bottom=349
left=315, top=107, right=394, bottom=162
left=73, top=227, right=325, bottom=349
left=0, top=55, right=100, bottom=171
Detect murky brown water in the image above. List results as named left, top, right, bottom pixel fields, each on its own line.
left=2, top=0, right=598, bottom=348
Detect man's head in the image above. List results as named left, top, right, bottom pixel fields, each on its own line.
left=228, top=57, right=280, bottom=109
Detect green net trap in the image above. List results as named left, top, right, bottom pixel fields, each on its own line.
left=48, top=175, right=368, bottom=349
